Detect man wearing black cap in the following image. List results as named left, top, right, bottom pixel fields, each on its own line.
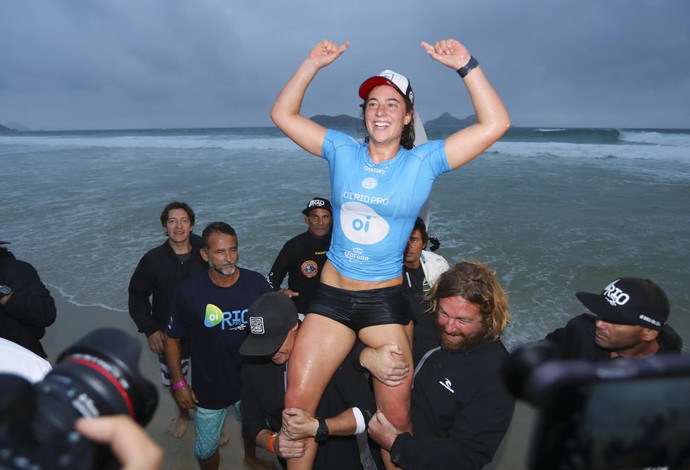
left=545, top=277, right=682, bottom=360
left=267, top=197, right=332, bottom=313
left=240, top=292, right=379, bottom=469
left=0, top=241, right=56, bottom=358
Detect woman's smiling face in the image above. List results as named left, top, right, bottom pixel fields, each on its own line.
left=364, top=85, right=412, bottom=146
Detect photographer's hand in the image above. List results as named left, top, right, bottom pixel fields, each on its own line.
left=76, top=415, right=163, bottom=470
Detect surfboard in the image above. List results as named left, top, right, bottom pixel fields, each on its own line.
left=414, top=111, right=432, bottom=229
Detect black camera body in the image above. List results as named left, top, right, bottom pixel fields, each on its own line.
left=0, top=328, right=158, bottom=470
left=504, top=341, right=690, bottom=470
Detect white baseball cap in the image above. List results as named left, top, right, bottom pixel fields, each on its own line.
left=358, top=70, right=414, bottom=106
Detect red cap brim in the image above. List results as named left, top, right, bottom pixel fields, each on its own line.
left=358, top=76, right=402, bottom=101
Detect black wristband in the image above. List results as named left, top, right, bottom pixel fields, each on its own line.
left=457, top=56, right=479, bottom=79
left=315, top=418, right=329, bottom=443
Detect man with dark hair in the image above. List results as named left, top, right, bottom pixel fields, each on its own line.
left=240, top=292, right=379, bottom=469
left=128, top=201, right=207, bottom=438
left=0, top=241, right=56, bottom=358
left=165, top=222, right=271, bottom=470
left=545, top=276, right=682, bottom=360
left=401, top=217, right=450, bottom=356
left=267, top=197, right=332, bottom=313
left=402, top=217, right=449, bottom=298
left=364, top=261, right=516, bottom=469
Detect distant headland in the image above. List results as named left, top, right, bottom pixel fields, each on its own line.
left=424, top=112, right=476, bottom=128
left=310, top=114, right=361, bottom=128
left=310, top=112, right=476, bottom=130
left=0, top=113, right=477, bottom=133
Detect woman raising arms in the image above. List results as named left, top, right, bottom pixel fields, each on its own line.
left=271, top=38, right=509, bottom=469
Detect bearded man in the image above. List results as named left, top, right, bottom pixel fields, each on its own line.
left=362, top=261, right=516, bottom=470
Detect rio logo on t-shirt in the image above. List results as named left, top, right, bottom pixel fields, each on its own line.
left=204, top=304, right=247, bottom=330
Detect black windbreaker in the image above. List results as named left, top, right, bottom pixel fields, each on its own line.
left=128, top=234, right=206, bottom=336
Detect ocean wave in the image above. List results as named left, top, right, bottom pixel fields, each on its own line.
left=506, top=127, right=690, bottom=147
left=619, top=130, right=690, bottom=147
left=492, top=139, right=689, bottom=165
left=3, top=127, right=688, bottom=166
left=0, top=129, right=301, bottom=152
left=47, top=283, right=127, bottom=313
left=502, top=127, right=621, bottom=144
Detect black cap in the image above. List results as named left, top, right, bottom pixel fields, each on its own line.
left=302, top=197, right=332, bottom=215
left=575, top=277, right=670, bottom=331
left=240, top=292, right=299, bottom=356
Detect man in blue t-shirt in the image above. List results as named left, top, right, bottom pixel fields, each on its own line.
left=165, top=221, right=271, bottom=470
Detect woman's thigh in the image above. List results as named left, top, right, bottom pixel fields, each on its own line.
left=285, top=314, right=357, bottom=411
left=359, top=323, right=414, bottom=430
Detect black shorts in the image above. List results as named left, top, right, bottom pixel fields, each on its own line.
left=308, top=284, right=411, bottom=332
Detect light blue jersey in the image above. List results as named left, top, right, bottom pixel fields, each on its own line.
left=322, top=129, right=450, bottom=281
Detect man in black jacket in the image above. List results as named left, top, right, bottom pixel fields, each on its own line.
left=0, top=241, right=56, bottom=359
left=128, top=201, right=207, bottom=438
left=240, top=292, right=380, bottom=469
left=267, top=197, right=332, bottom=313
left=365, top=261, right=515, bottom=470
left=545, top=276, right=682, bottom=360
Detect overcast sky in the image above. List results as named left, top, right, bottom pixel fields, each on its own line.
left=1, top=1, right=689, bottom=131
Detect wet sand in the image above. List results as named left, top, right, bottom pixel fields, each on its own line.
left=42, top=292, right=535, bottom=469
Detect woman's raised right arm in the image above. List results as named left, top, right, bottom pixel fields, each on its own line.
left=271, top=40, right=349, bottom=157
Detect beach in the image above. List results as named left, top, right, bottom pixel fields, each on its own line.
left=42, top=290, right=536, bottom=470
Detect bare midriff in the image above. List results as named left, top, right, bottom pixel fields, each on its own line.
left=320, top=259, right=402, bottom=291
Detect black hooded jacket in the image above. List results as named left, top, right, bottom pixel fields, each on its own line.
left=0, top=247, right=57, bottom=358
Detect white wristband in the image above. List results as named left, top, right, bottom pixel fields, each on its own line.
left=353, top=407, right=366, bottom=434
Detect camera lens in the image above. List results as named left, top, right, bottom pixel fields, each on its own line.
left=45, top=327, right=158, bottom=425
left=0, top=328, right=158, bottom=469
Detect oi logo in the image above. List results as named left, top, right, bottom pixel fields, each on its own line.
left=340, top=201, right=388, bottom=245
left=204, top=304, right=224, bottom=327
